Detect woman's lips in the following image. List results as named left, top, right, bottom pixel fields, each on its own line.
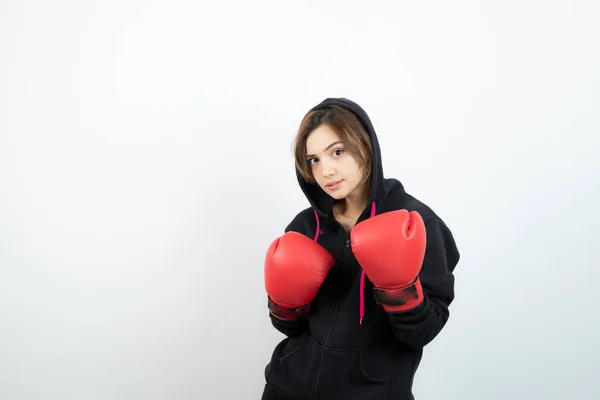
left=326, top=180, right=343, bottom=190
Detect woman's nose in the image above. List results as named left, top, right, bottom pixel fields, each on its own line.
left=321, top=160, right=336, bottom=177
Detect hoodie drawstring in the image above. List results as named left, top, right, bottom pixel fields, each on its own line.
left=359, top=201, right=377, bottom=324
left=313, top=209, right=321, bottom=242
left=314, top=202, right=376, bottom=325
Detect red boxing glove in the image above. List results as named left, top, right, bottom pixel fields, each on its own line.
left=350, top=210, right=427, bottom=312
left=264, top=232, right=335, bottom=320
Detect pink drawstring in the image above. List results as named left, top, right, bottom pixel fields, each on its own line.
left=313, top=209, right=321, bottom=242
left=359, top=270, right=365, bottom=324
left=359, top=201, right=377, bottom=324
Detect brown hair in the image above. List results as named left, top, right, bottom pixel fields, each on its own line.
left=293, top=105, right=372, bottom=186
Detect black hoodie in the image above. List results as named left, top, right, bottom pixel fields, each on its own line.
left=262, top=98, right=460, bottom=400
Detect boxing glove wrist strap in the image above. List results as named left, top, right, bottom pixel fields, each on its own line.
left=373, top=277, right=424, bottom=313
left=267, top=296, right=309, bottom=321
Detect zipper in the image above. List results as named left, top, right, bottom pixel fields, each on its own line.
left=310, top=299, right=338, bottom=400
left=309, top=209, right=361, bottom=399
left=309, top=219, right=349, bottom=399
left=343, top=229, right=351, bottom=264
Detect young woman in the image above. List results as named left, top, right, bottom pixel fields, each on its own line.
left=261, top=97, right=460, bottom=400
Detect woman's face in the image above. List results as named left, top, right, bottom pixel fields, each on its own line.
left=305, top=124, right=366, bottom=201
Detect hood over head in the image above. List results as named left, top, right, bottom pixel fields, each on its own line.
left=296, top=97, right=390, bottom=218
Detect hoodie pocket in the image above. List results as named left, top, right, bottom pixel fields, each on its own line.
left=265, top=334, right=320, bottom=400
left=318, top=347, right=389, bottom=399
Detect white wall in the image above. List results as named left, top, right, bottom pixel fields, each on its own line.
left=1, top=1, right=598, bottom=399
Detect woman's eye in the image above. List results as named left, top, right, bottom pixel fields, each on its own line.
left=308, top=158, right=318, bottom=165
left=333, top=149, right=344, bottom=156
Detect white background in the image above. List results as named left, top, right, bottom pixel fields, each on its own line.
left=1, top=1, right=599, bottom=399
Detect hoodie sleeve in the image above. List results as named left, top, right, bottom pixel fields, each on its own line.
left=266, top=210, right=314, bottom=337
left=386, top=216, right=460, bottom=348
left=269, top=313, right=309, bottom=337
